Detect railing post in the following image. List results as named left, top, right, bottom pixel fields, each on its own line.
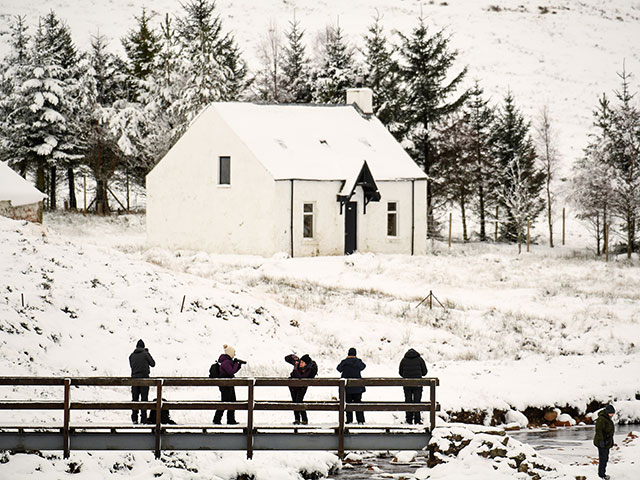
left=338, top=378, right=345, bottom=458
left=429, top=379, right=437, bottom=432
left=247, top=379, right=255, bottom=459
left=63, top=378, right=71, bottom=459
left=154, top=380, right=163, bottom=459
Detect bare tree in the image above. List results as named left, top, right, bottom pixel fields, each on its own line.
left=534, top=106, right=559, bottom=247
left=254, top=21, right=284, bottom=102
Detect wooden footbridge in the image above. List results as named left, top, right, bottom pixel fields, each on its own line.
left=0, top=377, right=439, bottom=459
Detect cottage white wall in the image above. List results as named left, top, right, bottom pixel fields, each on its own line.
left=359, top=179, right=428, bottom=255
left=271, top=179, right=428, bottom=257
left=273, top=180, right=345, bottom=256
left=146, top=108, right=279, bottom=255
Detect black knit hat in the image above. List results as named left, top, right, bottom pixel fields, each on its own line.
left=348, top=347, right=357, bottom=356
left=300, top=354, right=311, bottom=364
left=605, top=404, right=615, bottom=414
left=136, top=339, right=145, bottom=348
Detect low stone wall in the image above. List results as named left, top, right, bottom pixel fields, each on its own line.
left=0, top=200, right=43, bottom=223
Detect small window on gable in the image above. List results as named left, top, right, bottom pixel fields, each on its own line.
left=387, top=202, right=398, bottom=237
left=219, top=156, right=231, bottom=185
left=303, top=203, right=314, bottom=239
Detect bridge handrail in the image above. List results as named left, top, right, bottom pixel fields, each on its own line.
left=0, top=376, right=439, bottom=459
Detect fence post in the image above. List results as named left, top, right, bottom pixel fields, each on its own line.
left=429, top=379, right=437, bottom=433
left=338, top=379, right=345, bottom=458
left=429, top=290, right=433, bottom=310
left=526, top=219, right=530, bottom=253
left=448, top=212, right=452, bottom=248
left=63, top=378, right=71, bottom=459
left=247, top=379, right=255, bottom=459
left=154, top=380, right=163, bottom=459
left=562, top=207, right=565, bottom=246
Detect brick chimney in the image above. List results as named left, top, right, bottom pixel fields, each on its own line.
left=346, top=88, right=373, bottom=115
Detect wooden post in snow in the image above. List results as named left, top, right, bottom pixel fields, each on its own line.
left=83, top=176, right=87, bottom=215
left=562, top=207, right=565, bottom=246
left=448, top=213, right=452, bottom=248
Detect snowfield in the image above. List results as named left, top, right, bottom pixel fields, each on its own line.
left=1, top=212, right=639, bottom=478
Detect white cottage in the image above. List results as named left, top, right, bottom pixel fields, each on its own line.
left=146, top=89, right=428, bottom=257
left=0, top=161, right=46, bottom=223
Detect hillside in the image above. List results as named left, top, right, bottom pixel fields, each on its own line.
left=0, top=0, right=638, bottom=176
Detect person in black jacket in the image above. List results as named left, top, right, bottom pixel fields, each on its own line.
left=337, top=347, right=366, bottom=424
left=399, top=348, right=427, bottom=424
left=129, top=339, right=156, bottom=424
left=593, top=404, right=615, bottom=479
left=285, top=353, right=318, bottom=425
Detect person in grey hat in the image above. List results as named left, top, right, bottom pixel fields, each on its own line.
left=593, top=404, right=615, bottom=479
left=129, top=339, right=155, bottom=424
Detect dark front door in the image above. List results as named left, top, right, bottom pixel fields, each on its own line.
left=345, top=201, right=357, bottom=255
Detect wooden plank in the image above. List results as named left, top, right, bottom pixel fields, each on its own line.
left=63, top=378, right=70, bottom=459
left=338, top=379, right=345, bottom=458
left=154, top=380, right=163, bottom=459
left=247, top=379, right=255, bottom=459
left=254, top=402, right=340, bottom=412
left=430, top=380, right=437, bottom=432
left=0, top=402, right=64, bottom=409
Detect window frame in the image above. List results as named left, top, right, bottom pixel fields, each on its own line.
left=387, top=201, right=398, bottom=238
left=218, top=156, right=231, bottom=186
left=302, top=202, right=315, bottom=240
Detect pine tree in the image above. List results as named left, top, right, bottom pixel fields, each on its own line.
left=397, top=17, right=469, bottom=237
left=463, top=82, right=496, bottom=241
left=362, top=14, right=402, bottom=138
left=491, top=92, right=545, bottom=247
left=607, top=66, right=640, bottom=257
left=311, top=24, right=355, bottom=104
left=122, top=8, right=160, bottom=82
left=174, top=0, right=247, bottom=123
left=280, top=16, right=311, bottom=103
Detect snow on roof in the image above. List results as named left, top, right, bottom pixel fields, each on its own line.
left=212, top=102, right=426, bottom=182
left=0, top=161, right=46, bottom=207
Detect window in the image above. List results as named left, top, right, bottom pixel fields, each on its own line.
left=219, top=156, right=230, bottom=185
left=387, top=202, right=397, bottom=237
left=303, top=203, right=314, bottom=239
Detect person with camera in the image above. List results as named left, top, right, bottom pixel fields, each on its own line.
left=285, top=353, right=318, bottom=425
left=129, top=339, right=155, bottom=424
left=213, top=344, right=245, bottom=425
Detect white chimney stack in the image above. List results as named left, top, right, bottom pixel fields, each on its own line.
left=346, top=88, right=373, bottom=115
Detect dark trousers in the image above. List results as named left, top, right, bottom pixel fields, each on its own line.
left=403, top=386, right=423, bottom=424
left=289, top=386, right=308, bottom=423
left=213, top=386, right=236, bottom=424
left=346, top=392, right=365, bottom=424
left=131, top=385, right=149, bottom=423
left=597, top=446, right=609, bottom=478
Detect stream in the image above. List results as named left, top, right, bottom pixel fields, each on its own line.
left=326, top=424, right=639, bottom=479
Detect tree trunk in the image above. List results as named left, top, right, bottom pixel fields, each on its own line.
left=68, top=167, right=77, bottom=210
left=596, top=213, right=601, bottom=256
left=36, top=159, right=46, bottom=197
left=517, top=227, right=522, bottom=254
left=460, top=193, right=468, bottom=242
left=627, top=210, right=633, bottom=259
left=478, top=183, right=486, bottom=241
left=49, top=165, right=57, bottom=211
left=95, top=179, right=110, bottom=215
left=547, top=178, right=553, bottom=248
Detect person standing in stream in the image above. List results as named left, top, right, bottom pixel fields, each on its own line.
left=593, top=404, right=615, bottom=480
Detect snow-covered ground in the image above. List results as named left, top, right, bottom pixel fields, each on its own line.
left=1, top=212, right=639, bottom=478
left=0, top=0, right=639, bottom=178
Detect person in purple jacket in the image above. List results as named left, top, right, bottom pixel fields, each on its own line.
left=285, top=353, right=318, bottom=424
left=213, top=344, right=244, bottom=425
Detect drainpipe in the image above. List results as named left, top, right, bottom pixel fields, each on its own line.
left=290, top=179, right=294, bottom=258
left=411, top=180, right=415, bottom=256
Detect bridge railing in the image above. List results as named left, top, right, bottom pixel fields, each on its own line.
left=0, top=376, right=440, bottom=459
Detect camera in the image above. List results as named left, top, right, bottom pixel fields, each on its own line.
left=235, top=358, right=247, bottom=365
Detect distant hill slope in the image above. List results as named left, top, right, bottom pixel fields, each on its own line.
left=0, top=0, right=638, bottom=172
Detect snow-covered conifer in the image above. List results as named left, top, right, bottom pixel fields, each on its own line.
left=397, top=17, right=469, bottom=237
left=280, top=16, right=311, bottom=103
left=311, top=24, right=356, bottom=105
